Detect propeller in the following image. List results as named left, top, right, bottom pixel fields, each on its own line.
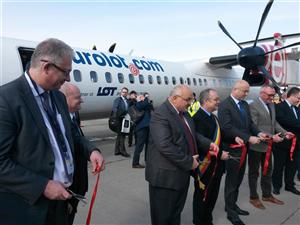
left=263, top=42, right=300, bottom=55
left=217, top=0, right=299, bottom=95
left=218, top=21, right=242, bottom=50
left=253, top=0, right=274, bottom=47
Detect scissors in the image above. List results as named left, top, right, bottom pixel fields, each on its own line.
left=67, top=189, right=87, bottom=205
left=228, top=154, right=240, bottom=163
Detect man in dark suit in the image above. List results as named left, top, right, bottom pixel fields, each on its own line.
left=218, top=80, right=267, bottom=225
left=273, top=87, right=300, bottom=195
left=192, top=88, right=229, bottom=225
left=0, top=38, right=105, bottom=225
left=132, top=93, right=152, bottom=168
left=60, top=83, right=88, bottom=224
left=248, top=85, right=290, bottom=210
left=146, top=85, right=216, bottom=225
left=112, top=87, right=130, bottom=157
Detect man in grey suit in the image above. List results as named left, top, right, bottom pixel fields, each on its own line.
left=218, top=80, right=268, bottom=225
left=146, top=85, right=217, bottom=225
left=0, top=38, right=105, bottom=225
left=248, top=85, right=291, bottom=210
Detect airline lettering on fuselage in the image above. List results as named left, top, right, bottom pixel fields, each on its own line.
left=97, top=87, right=117, bottom=96
left=73, top=51, right=164, bottom=72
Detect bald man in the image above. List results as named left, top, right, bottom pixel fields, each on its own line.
left=60, top=83, right=88, bottom=225
left=218, top=80, right=268, bottom=225
left=146, top=85, right=213, bottom=225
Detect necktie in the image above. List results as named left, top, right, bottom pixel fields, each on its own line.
left=179, top=112, right=197, bottom=155
left=266, top=103, right=272, bottom=119
left=238, top=101, right=246, bottom=121
left=41, top=92, right=73, bottom=182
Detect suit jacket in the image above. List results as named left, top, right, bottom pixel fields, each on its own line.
left=249, top=98, right=286, bottom=152
left=145, top=100, right=210, bottom=191
left=0, top=75, right=97, bottom=225
left=275, top=100, right=300, bottom=149
left=218, top=96, right=260, bottom=147
left=69, top=112, right=88, bottom=196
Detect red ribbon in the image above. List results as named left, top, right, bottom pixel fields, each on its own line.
left=229, top=143, right=247, bottom=169
left=290, top=136, right=297, bottom=161
left=263, top=139, right=273, bottom=176
left=86, top=164, right=101, bottom=225
left=203, top=157, right=218, bottom=202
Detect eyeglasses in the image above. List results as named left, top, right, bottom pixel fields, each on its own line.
left=176, top=95, right=193, bottom=103
left=41, top=60, right=71, bottom=77
left=263, top=92, right=275, bottom=97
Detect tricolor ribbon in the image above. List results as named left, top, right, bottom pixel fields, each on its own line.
left=263, top=139, right=273, bottom=176
left=290, top=136, right=297, bottom=161
left=86, top=164, right=101, bottom=225
left=229, top=143, right=247, bottom=169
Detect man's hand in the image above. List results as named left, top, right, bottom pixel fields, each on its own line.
left=235, top=137, right=244, bottom=145
left=249, top=136, right=261, bottom=145
left=90, top=150, right=105, bottom=174
left=221, top=151, right=229, bottom=160
left=43, top=180, right=71, bottom=200
left=285, top=132, right=295, bottom=140
left=272, top=133, right=284, bottom=143
left=209, top=143, right=219, bottom=156
left=191, top=155, right=199, bottom=170
left=258, top=132, right=270, bottom=141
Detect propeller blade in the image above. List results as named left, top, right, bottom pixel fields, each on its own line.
left=108, top=43, right=116, bottom=53
left=264, top=42, right=300, bottom=55
left=253, top=0, right=274, bottom=47
left=258, top=65, right=281, bottom=94
left=242, top=68, right=251, bottom=80
left=218, top=21, right=243, bottom=50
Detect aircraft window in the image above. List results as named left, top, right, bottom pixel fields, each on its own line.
left=73, top=70, right=82, bottom=82
left=139, top=74, right=144, bottom=84
left=193, top=78, right=197, bottom=86
left=118, top=73, right=124, bottom=83
left=213, top=79, right=216, bottom=86
left=199, top=78, right=202, bottom=86
left=90, top=71, right=98, bottom=83
left=129, top=74, right=135, bottom=84
left=157, top=76, right=162, bottom=85
left=204, top=79, right=208, bottom=86
left=187, top=78, right=191, bottom=85
left=148, top=75, right=153, bottom=84
left=164, top=76, right=169, bottom=85
left=105, top=72, right=112, bottom=83
left=180, top=77, right=184, bottom=84
left=172, top=76, right=176, bottom=85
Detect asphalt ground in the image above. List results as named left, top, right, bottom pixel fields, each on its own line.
left=74, top=119, right=300, bottom=225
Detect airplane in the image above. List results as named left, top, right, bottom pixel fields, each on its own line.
left=1, top=0, right=299, bottom=120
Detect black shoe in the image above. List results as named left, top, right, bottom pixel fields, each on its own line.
left=132, top=164, right=145, bottom=169
left=114, top=152, right=121, bottom=155
left=285, top=187, right=300, bottom=195
left=235, top=208, right=249, bottom=216
left=121, top=152, right=130, bottom=157
left=273, top=188, right=280, bottom=195
left=227, top=216, right=245, bottom=225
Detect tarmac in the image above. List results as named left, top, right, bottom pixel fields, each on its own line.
left=74, top=119, right=300, bottom=225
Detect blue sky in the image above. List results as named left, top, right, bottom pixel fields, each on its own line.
left=1, top=0, right=299, bottom=61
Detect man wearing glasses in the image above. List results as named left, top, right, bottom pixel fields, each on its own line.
left=146, top=85, right=212, bottom=225
left=0, top=38, right=105, bottom=225
left=248, top=85, right=290, bottom=210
